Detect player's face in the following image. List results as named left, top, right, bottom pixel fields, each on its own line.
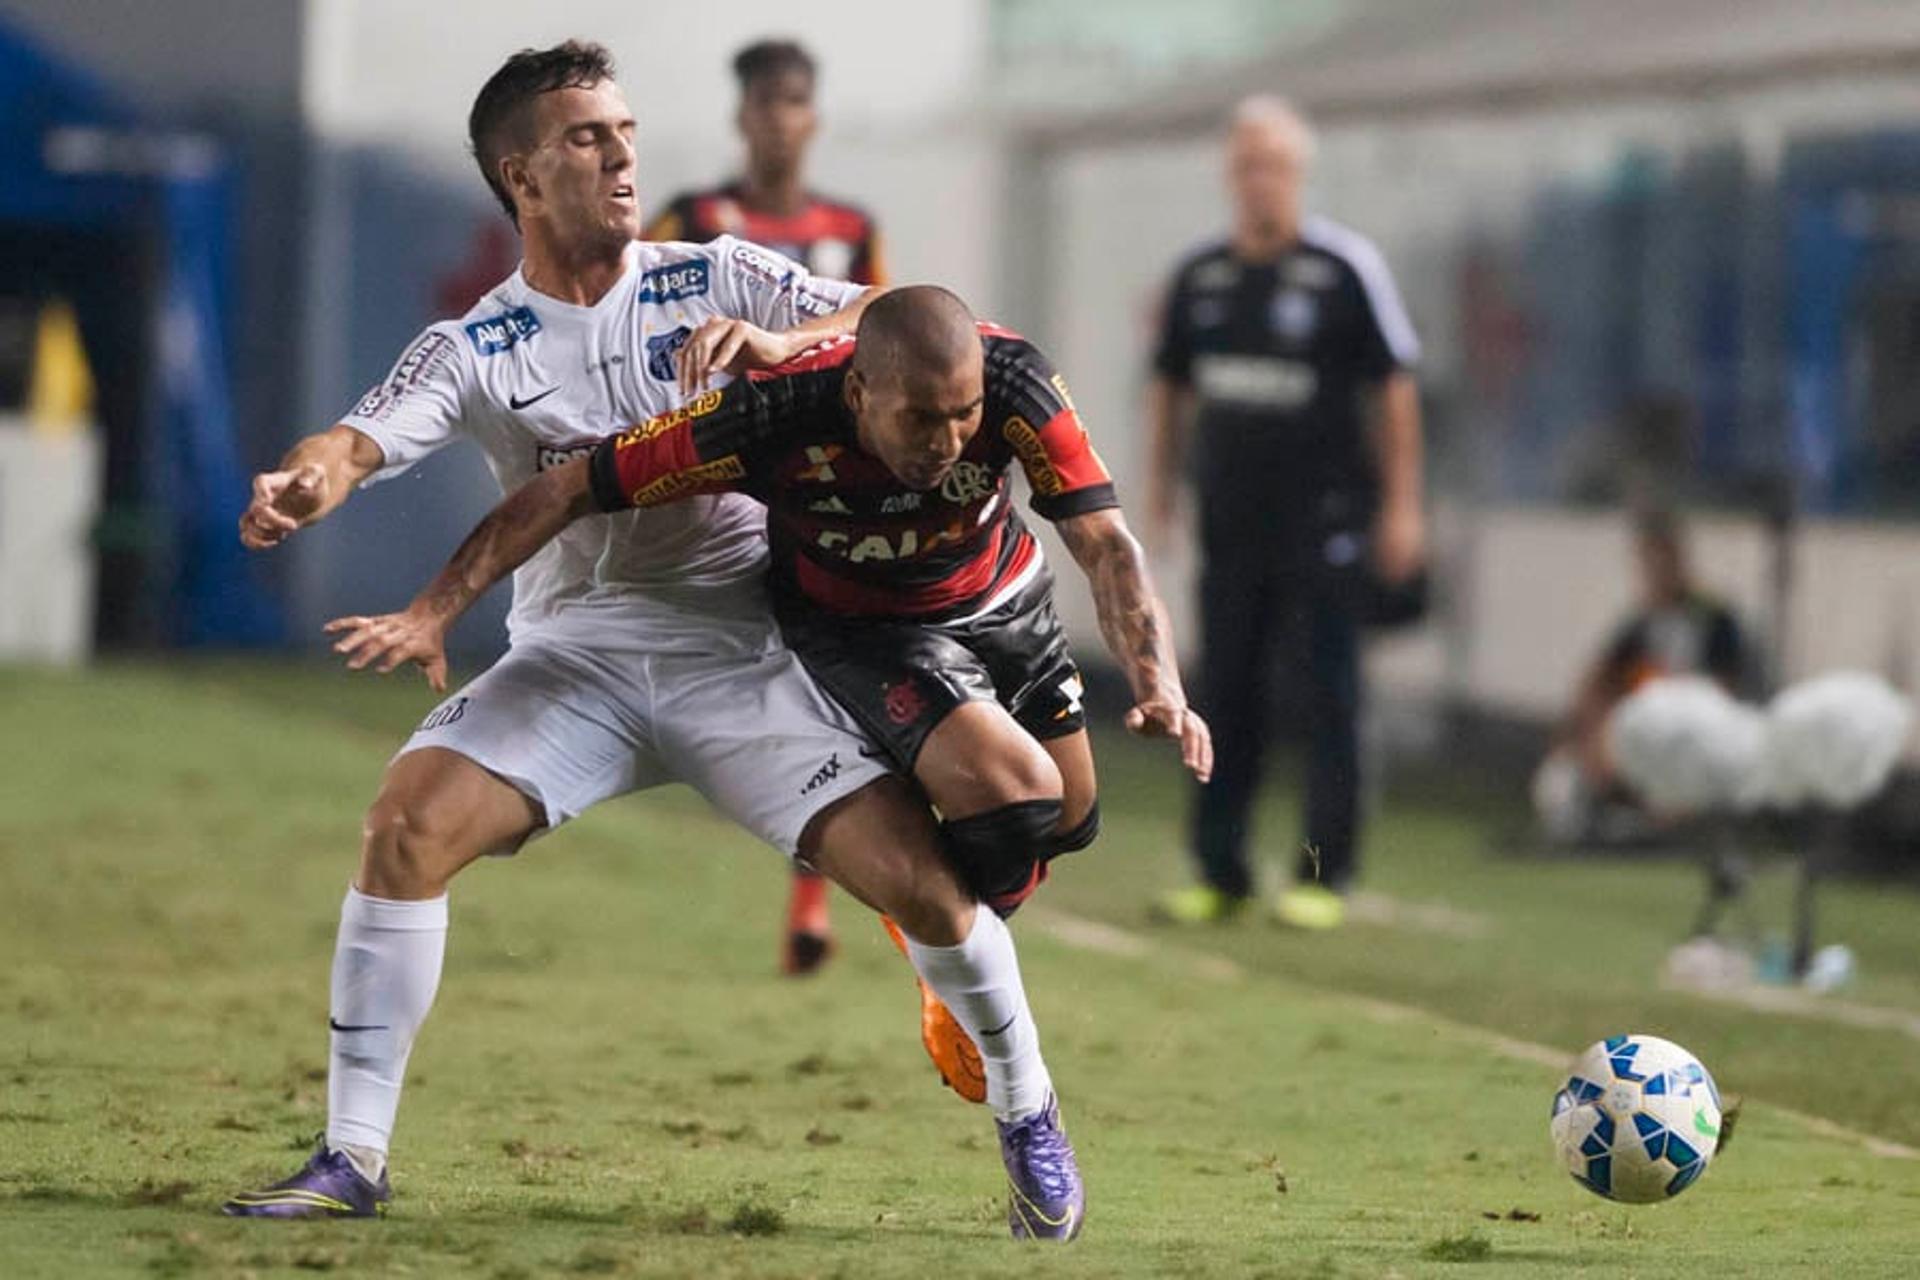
left=1228, top=119, right=1306, bottom=239
left=737, top=69, right=817, bottom=174
left=848, top=350, right=987, bottom=491
left=516, top=82, right=641, bottom=248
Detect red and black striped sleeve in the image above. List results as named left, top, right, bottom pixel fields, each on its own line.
left=982, top=330, right=1118, bottom=522
left=588, top=385, right=756, bottom=512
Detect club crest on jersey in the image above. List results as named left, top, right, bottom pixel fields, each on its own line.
left=1271, top=289, right=1318, bottom=341
left=645, top=326, right=694, bottom=381
left=465, top=306, right=541, bottom=356
left=636, top=259, right=710, bottom=304
left=939, top=460, right=995, bottom=505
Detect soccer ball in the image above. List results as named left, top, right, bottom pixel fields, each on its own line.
left=1550, top=1035, right=1722, bottom=1203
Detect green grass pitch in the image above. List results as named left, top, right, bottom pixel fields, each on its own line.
left=3, top=661, right=1918, bottom=1277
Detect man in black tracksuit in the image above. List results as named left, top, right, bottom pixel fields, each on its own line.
left=1145, top=97, right=1426, bottom=929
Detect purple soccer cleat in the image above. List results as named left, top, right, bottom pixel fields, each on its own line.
left=996, top=1094, right=1084, bottom=1241
left=221, top=1140, right=390, bottom=1219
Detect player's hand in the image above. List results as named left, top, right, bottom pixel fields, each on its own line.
left=1372, top=499, right=1426, bottom=585
left=239, top=464, right=327, bottom=549
left=674, top=317, right=795, bottom=393
left=1125, top=699, right=1214, bottom=783
left=323, top=607, right=450, bottom=692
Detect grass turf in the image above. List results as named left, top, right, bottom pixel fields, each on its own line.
left=2, top=660, right=1918, bottom=1277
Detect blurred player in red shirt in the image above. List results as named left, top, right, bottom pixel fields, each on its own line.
left=646, top=39, right=885, bottom=288
left=647, top=38, right=885, bottom=974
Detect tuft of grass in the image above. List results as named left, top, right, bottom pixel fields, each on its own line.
left=724, top=1199, right=786, bottom=1237
left=1423, top=1231, right=1494, bottom=1262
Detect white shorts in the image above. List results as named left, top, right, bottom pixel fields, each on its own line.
left=394, top=631, right=890, bottom=856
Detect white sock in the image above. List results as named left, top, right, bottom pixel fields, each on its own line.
left=905, top=908, right=1052, bottom=1122
left=324, top=885, right=448, bottom=1173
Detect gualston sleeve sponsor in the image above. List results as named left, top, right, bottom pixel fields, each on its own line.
left=338, top=324, right=470, bottom=482
left=983, top=330, right=1118, bottom=522
left=708, top=234, right=866, bottom=332
left=588, top=383, right=758, bottom=513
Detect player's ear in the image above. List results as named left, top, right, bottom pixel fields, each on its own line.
left=844, top=369, right=867, bottom=417
left=501, top=153, right=538, bottom=216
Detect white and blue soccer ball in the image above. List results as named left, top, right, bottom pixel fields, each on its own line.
left=1550, top=1035, right=1722, bottom=1203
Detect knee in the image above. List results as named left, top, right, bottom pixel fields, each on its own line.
left=943, top=798, right=1064, bottom=918
left=360, top=789, right=463, bottom=898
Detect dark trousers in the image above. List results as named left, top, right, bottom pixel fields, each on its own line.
left=1189, top=534, right=1362, bottom=898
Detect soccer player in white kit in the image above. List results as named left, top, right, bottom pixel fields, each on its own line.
left=221, top=42, right=1085, bottom=1240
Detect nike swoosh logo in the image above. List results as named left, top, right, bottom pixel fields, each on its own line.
left=980, top=1013, right=1018, bottom=1038
left=329, top=1018, right=389, bottom=1033
left=857, top=745, right=888, bottom=761
left=509, top=386, right=560, bottom=410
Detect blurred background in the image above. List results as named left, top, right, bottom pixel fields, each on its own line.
left=4, top=0, right=1920, bottom=867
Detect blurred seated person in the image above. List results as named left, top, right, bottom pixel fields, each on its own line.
left=1533, top=510, right=1754, bottom=842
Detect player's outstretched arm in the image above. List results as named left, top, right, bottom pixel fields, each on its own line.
left=323, top=457, right=598, bottom=691
left=238, top=425, right=385, bottom=549
left=675, top=286, right=889, bottom=393
left=1056, top=507, right=1213, bottom=783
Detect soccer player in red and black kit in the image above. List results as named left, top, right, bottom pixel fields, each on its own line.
left=330, top=287, right=1212, bottom=1241
left=645, top=37, right=884, bottom=975
left=645, top=38, right=884, bottom=288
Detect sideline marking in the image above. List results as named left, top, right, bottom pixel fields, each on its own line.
left=1026, top=907, right=1920, bottom=1160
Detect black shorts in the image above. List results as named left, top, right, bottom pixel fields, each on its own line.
left=776, top=565, right=1087, bottom=774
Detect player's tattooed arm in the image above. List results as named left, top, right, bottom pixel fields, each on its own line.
left=1057, top=508, right=1214, bottom=782
left=238, top=425, right=386, bottom=549
left=323, top=458, right=598, bottom=691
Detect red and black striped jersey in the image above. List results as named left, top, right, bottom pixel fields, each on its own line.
left=588, top=326, right=1116, bottom=620
left=644, top=184, right=886, bottom=286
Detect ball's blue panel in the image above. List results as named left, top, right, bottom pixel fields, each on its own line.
left=1666, top=1160, right=1706, bottom=1196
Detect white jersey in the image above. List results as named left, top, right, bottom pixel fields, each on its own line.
left=340, top=235, right=862, bottom=652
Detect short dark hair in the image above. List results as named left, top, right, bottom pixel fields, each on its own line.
left=732, top=38, right=815, bottom=93
left=854, top=286, right=979, bottom=384
left=469, top=40, right=617, bottom=224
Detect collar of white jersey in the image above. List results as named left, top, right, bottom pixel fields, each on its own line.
left=507, top=241, right=642, bottom=315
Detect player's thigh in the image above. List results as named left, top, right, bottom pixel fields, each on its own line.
left=366, top=644, right=668, bottom=888
left=915, top=700, right=1063, bottom=821
left=801, top=775, right=973, bottom=946
left=360, top=747, right=545, bottom=897
left=649, top=646, right=891, bottom=858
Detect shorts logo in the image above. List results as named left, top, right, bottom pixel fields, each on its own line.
left=645, top=325, right=694, bottom=381
left=1058, top=673, right=1085, bottom=717
left=418, top=696, right=468, bottom=731
left=636, top=259, right=710, bottom=303
left=465, top=306, right=541, bottom=355
left=883, top=679, right=928, bottom=726
left=800, top=752, right=843, bottom=796
left=938, top=460, right=995, bottom=505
